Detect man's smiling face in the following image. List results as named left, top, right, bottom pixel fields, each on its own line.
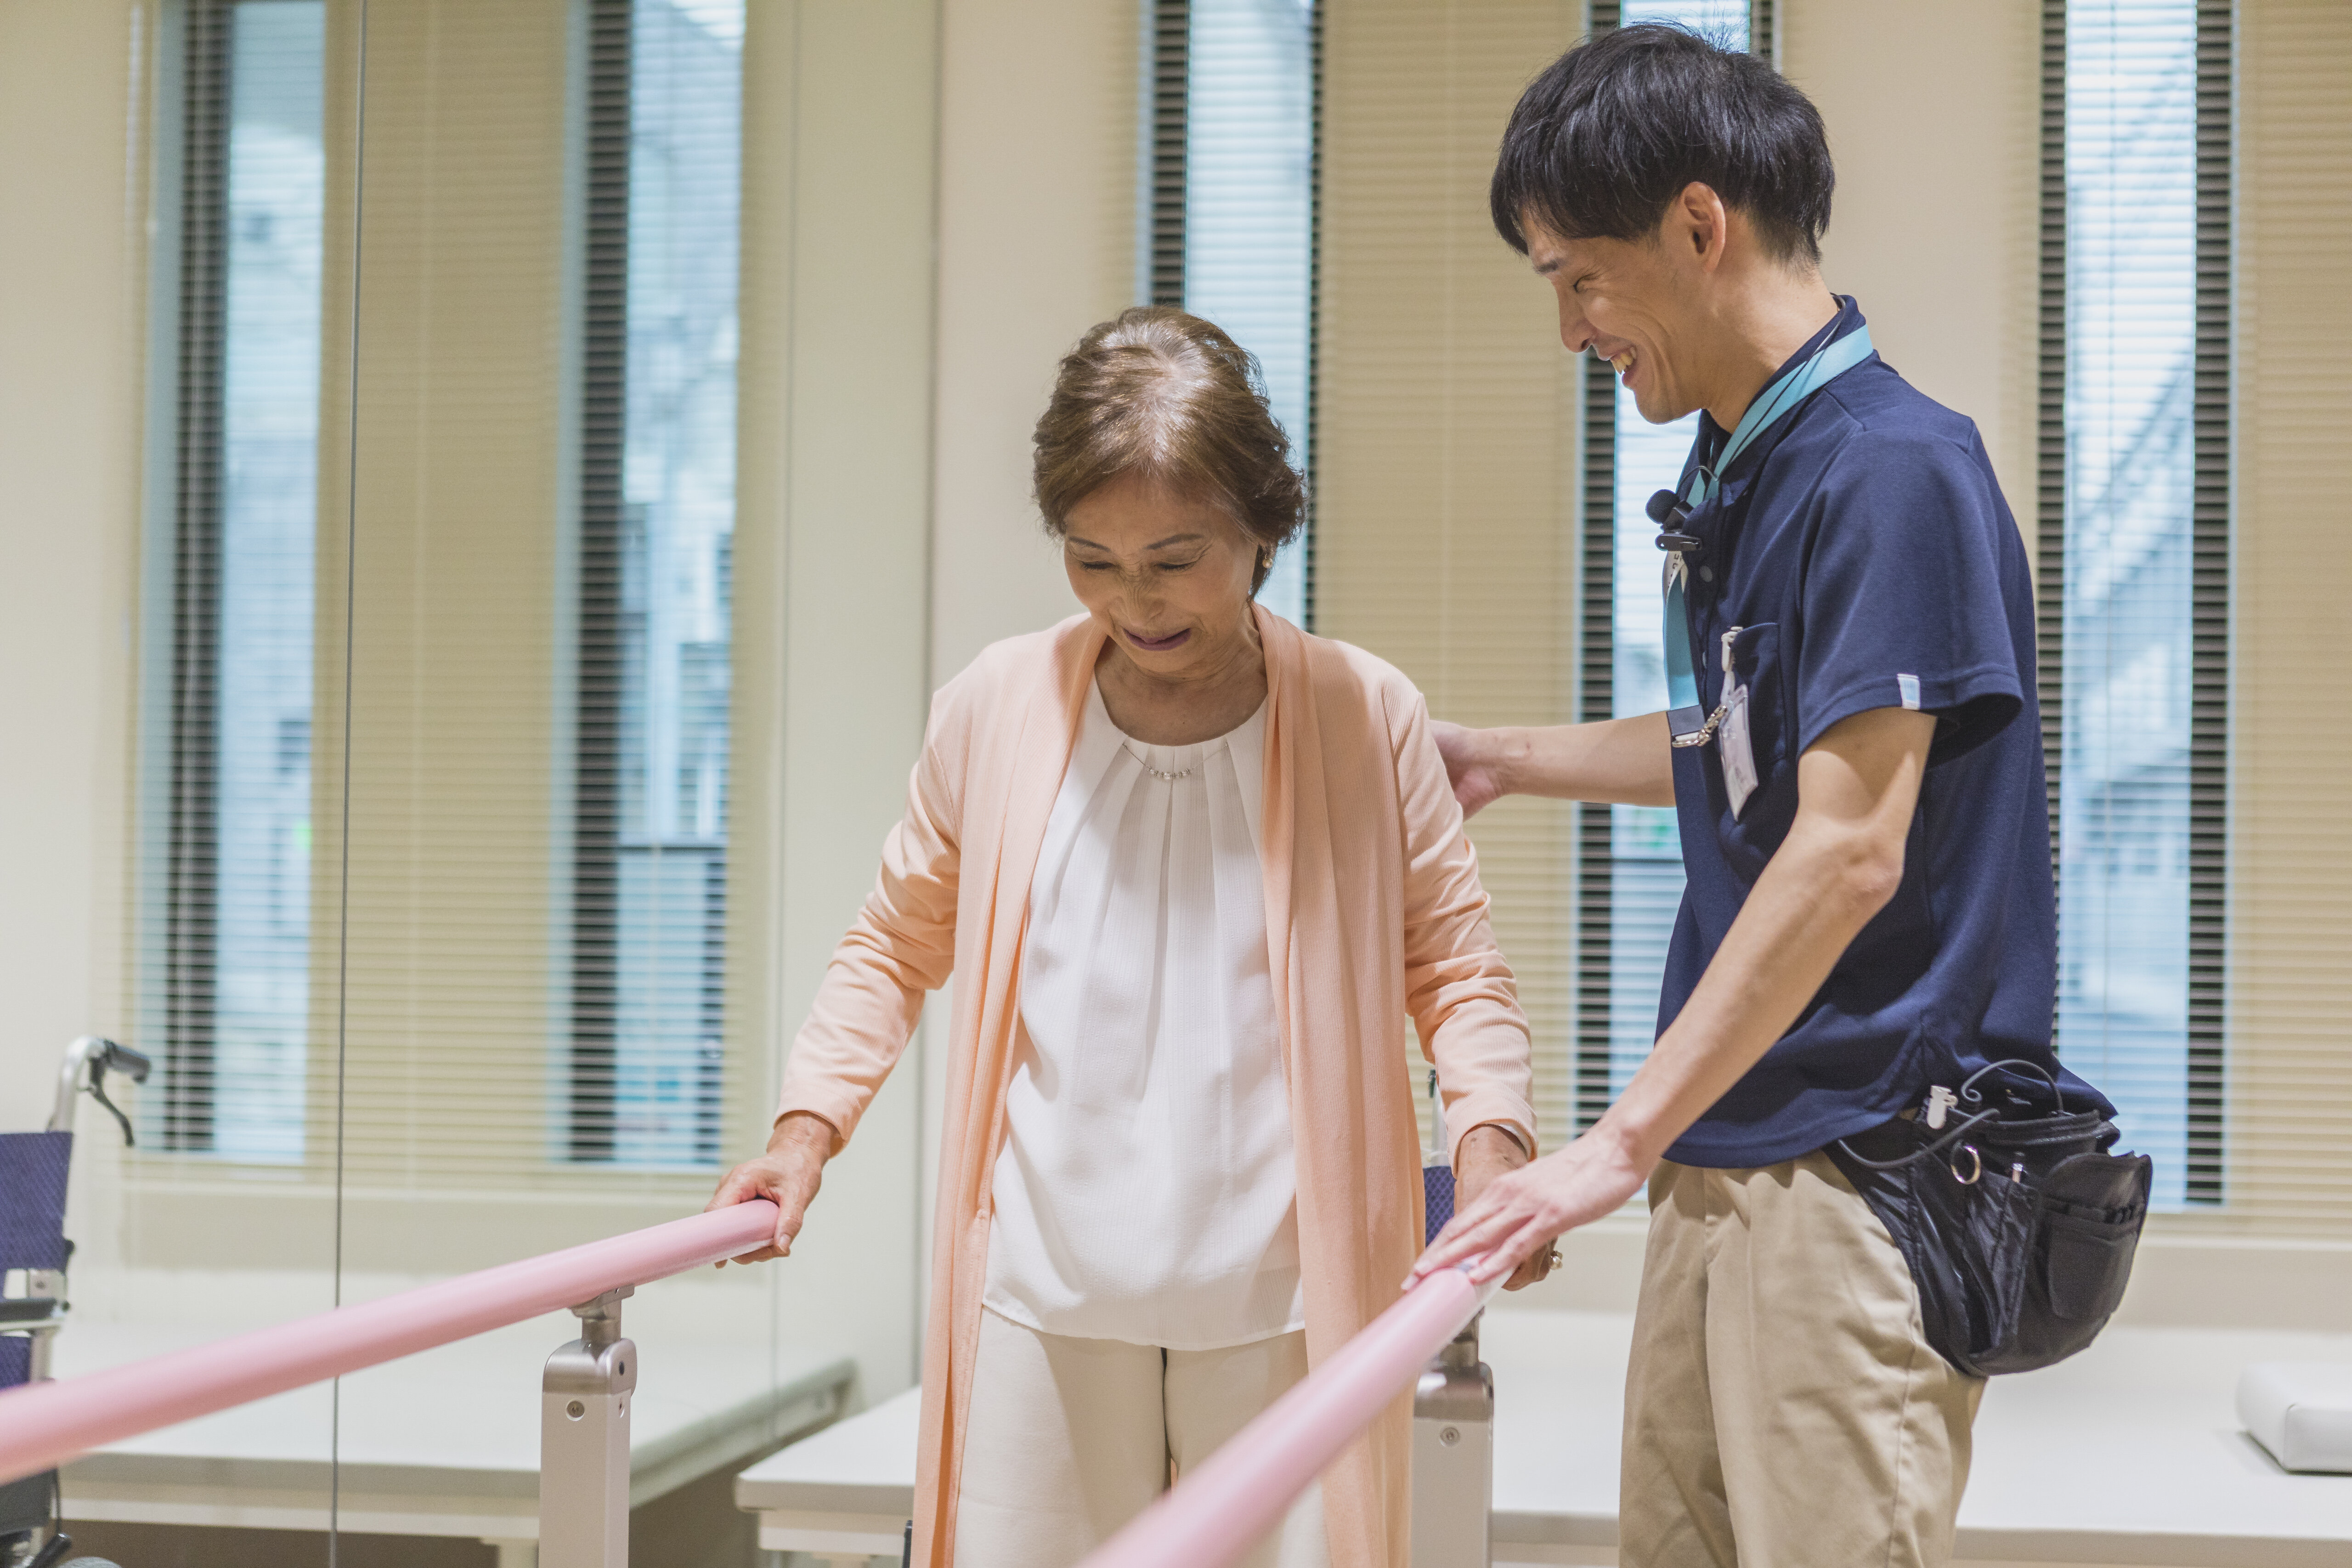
left=1525, top=207, right=1705, bottom=426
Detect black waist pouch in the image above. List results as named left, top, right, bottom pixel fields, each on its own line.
left=1823, top=1061, right=2153, bottom=1378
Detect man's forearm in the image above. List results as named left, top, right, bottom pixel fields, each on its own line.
left=1493, top=712, right=1675, bottom=806
left=1408, top=708, right=1937, bottom=1286
left=1588, top=713, right=1931, bottom=1167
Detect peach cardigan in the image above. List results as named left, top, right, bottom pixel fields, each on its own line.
left=775, top=607, right=1537, bottom=1568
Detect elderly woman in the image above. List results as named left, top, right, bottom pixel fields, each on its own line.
left=708, top=307, right=1540, bottom=1568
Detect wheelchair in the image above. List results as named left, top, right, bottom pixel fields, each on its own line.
left=2, top=1036, right=147, bottom=1568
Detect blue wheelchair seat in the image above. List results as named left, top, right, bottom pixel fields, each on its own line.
left=0, top=1130, right=73, bottom=1394
left=1423, top=1161, right=1455, bottom=1247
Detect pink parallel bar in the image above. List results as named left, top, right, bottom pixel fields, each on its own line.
left=1077, top=1263, right=1491, bottom=1568
left=0, top=1198, right=780, bottom=1486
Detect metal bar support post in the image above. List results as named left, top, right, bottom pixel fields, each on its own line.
left=1410, top=1311, right=1493, bottom=1567
left=541, top=1285, right=636, bottom=1568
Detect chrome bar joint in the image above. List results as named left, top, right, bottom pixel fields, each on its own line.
left=1410, top=1310, right=1493, bottom=1567
left=540, top=1286, right=637, bottom=1568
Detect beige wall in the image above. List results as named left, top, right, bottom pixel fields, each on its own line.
left=1783, top=0, right=2044, bottom=523
left=911, top=0, right=1144, bottom=1315
left=927, top=0, right=1138, bottom=688
left=0, top=1, right=142, bottom=1125
left=735, top=0, right=942, bottom=1394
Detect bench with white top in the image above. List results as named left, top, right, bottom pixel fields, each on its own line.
left=737, top=1385, right=922, bottom=1565
left=735, top=1313, right=2352, bottom=1568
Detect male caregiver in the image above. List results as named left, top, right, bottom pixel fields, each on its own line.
left=1408, top=24, right=2115, bottom=1568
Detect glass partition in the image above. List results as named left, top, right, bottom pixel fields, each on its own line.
left=65, top=2, right=353, bottom=1560
left=66, top=0, right=936, bottom=1560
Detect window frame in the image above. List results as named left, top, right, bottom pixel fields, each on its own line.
left=1142, top=0, right=1321, bottom=629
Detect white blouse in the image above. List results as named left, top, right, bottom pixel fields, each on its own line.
left=983, top=680, right=1304, bottom=1350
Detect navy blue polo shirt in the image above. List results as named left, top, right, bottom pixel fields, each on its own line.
left=1658, top=296, right=2113, bottom=1168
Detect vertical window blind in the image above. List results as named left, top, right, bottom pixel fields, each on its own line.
left=1145, top=0, right=1317, bottom=628
left=154, top=0, right=327, bottom=1163
left=315, top=0, right=601, bottom=1194
left=1315, top=0, right=1586, bottom=1152
left=2042, top=0, right=2228, bottom=1209
left=2205, top=0, right=2349, bottom=1234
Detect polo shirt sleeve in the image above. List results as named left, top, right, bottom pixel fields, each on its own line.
left=1795, top=429, right=2025, bottom=764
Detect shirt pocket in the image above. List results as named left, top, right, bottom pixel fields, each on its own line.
left=1713, top=621, right=1795, bottom=870
left=1724, top=622, right=1790, bottom=767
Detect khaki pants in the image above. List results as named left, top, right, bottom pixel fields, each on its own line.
left=955, top=1307, right=1329, bottom=1568
left=1621, top=1152, right=1985, bottom=1568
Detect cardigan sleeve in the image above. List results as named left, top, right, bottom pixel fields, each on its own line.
left=774, top=691, right=963, bottom=1151
left=1390, top=680, right=1540, bottom=1165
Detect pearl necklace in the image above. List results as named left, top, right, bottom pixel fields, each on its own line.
left=1123, top=743, right=1198, bottom=782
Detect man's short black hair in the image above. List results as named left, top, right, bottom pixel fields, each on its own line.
left=1491, top=23, right=1834, bottom=266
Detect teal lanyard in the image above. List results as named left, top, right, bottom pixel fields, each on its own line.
left=1663, top=325, right=1875, bottom=745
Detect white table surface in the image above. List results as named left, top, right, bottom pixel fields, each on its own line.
left=54, top=1315, right=854, bottom=1545
left=735, top=1314, right=2352, bottom=1568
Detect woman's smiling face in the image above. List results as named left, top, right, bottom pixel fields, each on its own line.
left=1062, top=470, right=1262, bottom=683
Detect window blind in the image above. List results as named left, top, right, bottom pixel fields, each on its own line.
left=330, top=0, right=742, bottom=1189
left=311, top=0, right=597, bottom=1194
left=1316, top=0, right=1584, bottom=1150
left=2220, top=0, right=2352, bottom=1236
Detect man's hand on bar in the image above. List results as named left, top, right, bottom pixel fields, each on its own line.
left=706, top=1110, right=835, bottom=1264
left=1410, top=1125, right=1650, bottom=1288
left=1452, top=1124, right=1552, bottom=1290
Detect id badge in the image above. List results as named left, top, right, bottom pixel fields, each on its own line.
left=1719, top=682, right=1758, bottom=820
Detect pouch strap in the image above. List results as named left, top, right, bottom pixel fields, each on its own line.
left=1832, top=1057, right=2074, bottom=1173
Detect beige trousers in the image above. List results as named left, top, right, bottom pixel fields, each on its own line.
left=955, top=1307, right=1329, bottom=1568
left=1621, top=1151, right=1986, bottom=1568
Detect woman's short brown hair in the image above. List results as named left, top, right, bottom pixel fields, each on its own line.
left=1033, top=307, right=1305, bottom=593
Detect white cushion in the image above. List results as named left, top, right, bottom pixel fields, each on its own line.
left=2238, top=1362, right=2352, bottom=1473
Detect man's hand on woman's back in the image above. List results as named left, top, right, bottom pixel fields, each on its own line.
left=1431, top=714, right=1678, bottom=818
left=1432, top=720, right=1510, bottom=819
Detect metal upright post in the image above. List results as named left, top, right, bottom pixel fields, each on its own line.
left=15, top=1272, right=64, bottom=1385
left=541, top=1285, right=636, bottom=1568
left=1410, top=1311, right=1493, bottom=1567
